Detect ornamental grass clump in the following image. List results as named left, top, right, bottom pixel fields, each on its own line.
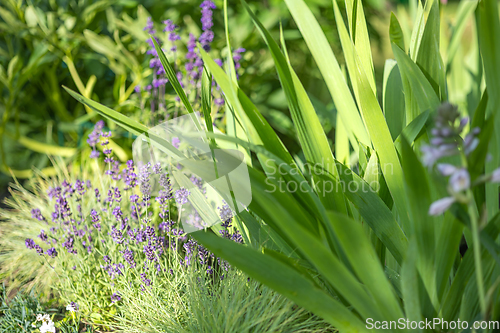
left=8, top=121, right=237, bottom=317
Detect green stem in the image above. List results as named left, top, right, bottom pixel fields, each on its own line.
left=467, top=199, right=486, bottom=315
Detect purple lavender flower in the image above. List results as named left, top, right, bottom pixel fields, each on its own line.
left=199, top=31, right=214, bottom=51
left=200, top=1, right=216, bottom=30
left=74, top=179, right=86, bottom=196
left=123, top=160, right=137, bottom=190
left=145, top=225, right=156, bottom=240
left=31, top=208, right=45, bottom=221
left=143, top=243, right=157, bottom=261
left=156, top=189, right=172, bottom=206
left=111, top=293, right=121, bottom=303
left=90, top=209, right=101, bottom=229
left=159, top=220, right=175, bottom=233
left=122, top=248, right=136, bottom=268
left=25, top=238, right=36, bottom=250
left=46, top=247, right=58, bottom=258
left=163, top=19, right=180, bottom=51
left=34, top=245, right=43, bottom=255
left=190, top=175, right=205, bottom=192
left=62, top=237, right=77, bottom=254
left=233, top=48, right=246, bottom=71
left=109, top=226, right=124, bottom=244
left=437, top=164, right=456, bottom=176
left=231, top=230, right=243, bottom=243
left=163, top=19, right=176, bottom=33
left=112, top=206, right=124, bottom=224
left=160, top=171, right=172, bottom=190
left=421, top=103, right=480, bottom=167
left=186, top=33, right=197, bottom=59
left=114, top=187, right=122, bottom=202
left=38, top=230, right=48, bottom=243
left=174, top=188, right=190, bottom=205
left=88, top=121, right=104, bottom=158
left=214, top=98, right=225, bottom=106
left=140, top=273, right=151, bottom=287
left=144, top=17, right=156, bottom=35
left=218, top=202, right=233, bottom=228
left=138, top=162, right=152, bottom=201
left=152, top=163, right=162, bottom=175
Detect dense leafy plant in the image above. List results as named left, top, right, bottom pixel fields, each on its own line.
left=64, top=0, right=500, bottom=332
left=0, top=0, right=143, bottom=182
left=0, top=284, right=46, bottom=333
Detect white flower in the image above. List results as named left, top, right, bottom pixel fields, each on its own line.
left=429, top=197, right=456, bottom=216
left=36, top=313, right=50, bottom=322
left=31, top=322, right=37, bottom=327
left=449, top=168, right=470, bottom=193
left=66, top=304, right=77, bottom=312
left=437, top=163, right=456, bottom=176
left=491, top=167, right=500, bottom=183
left=39, top=320, right=55, bottom=333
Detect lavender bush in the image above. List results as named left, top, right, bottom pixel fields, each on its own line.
left=0, top=120, right=330, bottom=331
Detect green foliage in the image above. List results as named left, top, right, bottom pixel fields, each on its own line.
left=3, top=0, right=500, bottom=332
left=65, top=0, right=500, bottom=332
left=0, top=285, right=46, bottom=333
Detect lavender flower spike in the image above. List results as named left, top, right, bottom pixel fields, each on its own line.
left=46, top=247, right=58, bottom=258
left=175, top=188, right=190, bottom=205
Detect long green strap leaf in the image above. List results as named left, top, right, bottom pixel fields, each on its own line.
left=198, top=46, right=296, bottom=169
left=328, top=212, right=404, bottom=320
left=392, top=43, right=440, bottom=120
left=477, top=0, right=500, bottom=219
left=344, top=0, right=376, bottom=93
left=415, top=0, right=446, bottom=100
left=283, top=0, right=371, bottom=150
left=242, top=0, right=347, bottom=217
left=383, top=60, right=405, bottom=141
left=206, top=131, right=408, bottom=265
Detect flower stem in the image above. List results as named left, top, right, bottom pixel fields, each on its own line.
left=468, top=199, right=486, bottom=315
